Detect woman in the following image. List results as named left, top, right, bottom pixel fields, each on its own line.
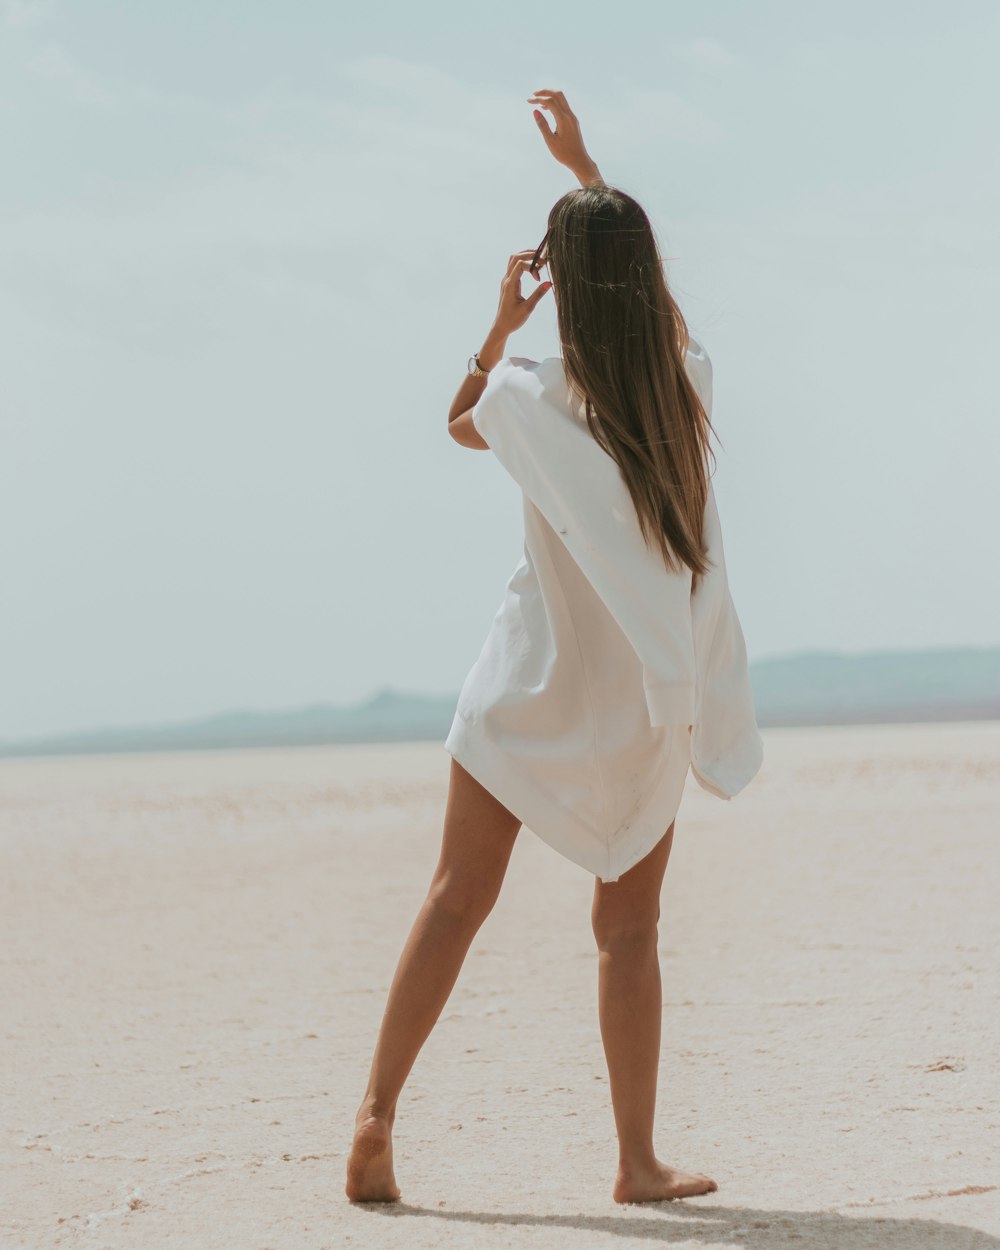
left=347, top=88, right=762, bottom=1206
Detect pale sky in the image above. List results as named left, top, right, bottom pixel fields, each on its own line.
left=2, top=0, right=998, bottom=740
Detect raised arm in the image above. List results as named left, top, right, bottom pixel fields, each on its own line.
left=446, top=250, right=552, bottom=449
left=448, top=90, right=597, bottom=449
left=527, top=89, right=606, bottom=188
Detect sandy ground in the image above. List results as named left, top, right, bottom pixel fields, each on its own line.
left=1, top=720, right=999, bottom=1250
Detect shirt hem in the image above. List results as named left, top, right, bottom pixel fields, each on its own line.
left=443, top=714, right=691, bottom=884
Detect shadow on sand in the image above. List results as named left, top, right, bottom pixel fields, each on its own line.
left=354, top=1196, right=999, bottom=1247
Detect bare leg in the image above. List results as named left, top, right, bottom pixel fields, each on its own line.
left=592, top=820, right=718, bottom=1203
left=345, top=756, right=521, bottom=1202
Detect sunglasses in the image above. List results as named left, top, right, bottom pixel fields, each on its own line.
left=528, top=228, right=549, bottom=280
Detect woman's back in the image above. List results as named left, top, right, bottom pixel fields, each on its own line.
left=443, top=335, right=763, bottom=883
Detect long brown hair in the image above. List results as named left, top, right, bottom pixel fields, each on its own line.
left=543, top=184, right=719, bottom=593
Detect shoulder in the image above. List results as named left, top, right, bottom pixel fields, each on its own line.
left=472, top=355, right=552, bottom=428
left=683, top=333, right=713, bottom=412
left=489, top=355, right=547, bottom=390
left=471, top=356, right=579, bottom=455
left=470, top=357, right=523, bottom=439
left=475, top=355, right=536, bottom=400
left=684, top=332, right=712, bottom=374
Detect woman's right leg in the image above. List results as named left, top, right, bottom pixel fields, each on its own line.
left=591, top=819, right=718, bottom=1204
left=345, top=756, right=521, bottom=1202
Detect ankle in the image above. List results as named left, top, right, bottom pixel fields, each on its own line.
left=356, top=1094, right=396, bottom=1125
left=617, top=1146, right=657, bottom=1174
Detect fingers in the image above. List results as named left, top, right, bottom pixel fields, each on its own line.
left=503, top=261, right=533, bottom=289
left=527, top=88, right=573, bottom=117
left=496, top=251, right=552, bottom=331
left=524, top=279, right=552, bottom=309
left=527, top=89, right=582, bottom=154
left=531, top=108, right=554, bottom=141
left=528, top=88, right=569, bottom=106
left=505, top=252, right=542, bottom=279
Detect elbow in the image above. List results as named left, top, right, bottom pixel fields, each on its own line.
left=448, top=409, right=490, bottom=450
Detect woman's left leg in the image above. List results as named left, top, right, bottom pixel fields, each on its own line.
left=346, top=756, right=521, bottom=1202
left=592, top=820, right=718, bottom=1203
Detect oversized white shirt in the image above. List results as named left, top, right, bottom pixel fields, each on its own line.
left=444, top=336, right=763, bottom=882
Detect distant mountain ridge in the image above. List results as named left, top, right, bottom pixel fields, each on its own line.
left=1, top=645, right=997, bottom=760
left=748, top=645, right=1000, bottom=725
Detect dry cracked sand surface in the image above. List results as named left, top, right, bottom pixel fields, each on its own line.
left=2, top=720, right=999, bottom=1249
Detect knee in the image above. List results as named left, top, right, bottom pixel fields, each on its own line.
left=591, top=894, right=660, bottom=955
left=427, top=872, right=498, bottom=931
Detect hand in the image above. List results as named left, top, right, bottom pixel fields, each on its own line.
left=491, top=249, right=552, bottom=336
left=527, top=89, right=603, bottom=185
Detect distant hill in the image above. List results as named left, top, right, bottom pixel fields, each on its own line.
left=748, top=644, right=1000, bottom=726
left=0, top=687, right=460, bottom=759
left=1, top=645, right=997, bottom=760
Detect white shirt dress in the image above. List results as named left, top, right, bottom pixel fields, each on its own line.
left=444, top=337, right=764, bottom=883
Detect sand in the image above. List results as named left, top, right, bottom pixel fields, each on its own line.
left=2, top=720, right=998, bottom=1249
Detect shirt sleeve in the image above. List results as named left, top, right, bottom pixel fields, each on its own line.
left=473, top=358, right=698, bottom=727
left=684, top=335, right=713, bottom=417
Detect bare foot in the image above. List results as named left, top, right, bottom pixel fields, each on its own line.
left=613, top=1158, right=718, bottom=1204
left=345, top=1109, right=401, bottom=1203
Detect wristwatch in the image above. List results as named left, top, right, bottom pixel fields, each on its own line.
left=467, top=353, right=490, bottom=377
